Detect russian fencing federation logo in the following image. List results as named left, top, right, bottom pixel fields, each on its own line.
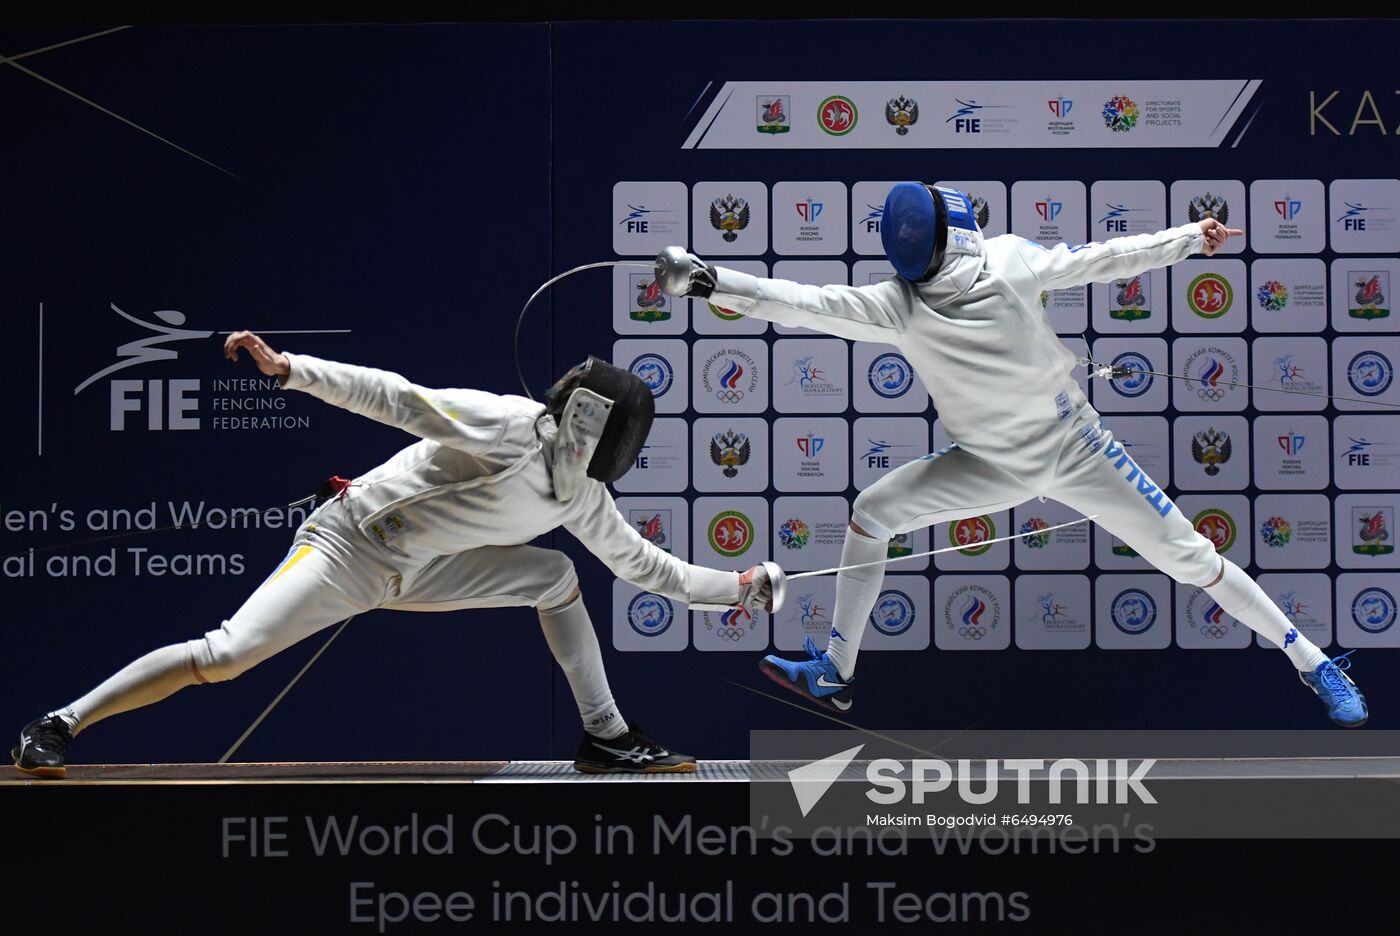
left=1035, top=198, right=1063, bottom=222
left=1111, top=589, right=1157, bottom=635
left=868, top=353, right=914, bottom=398
left=1352, top=588, right=1397, bottom=633
left=871, top=590, right=915, bottom=636
left=627, top=593, right=674, bottom=637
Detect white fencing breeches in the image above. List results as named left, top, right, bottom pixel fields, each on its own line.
left=66, top=508, right=590, bottom=734
left=854, top=410, right=1220, bottom=585
left=826, top=408, right=1224, bottom=678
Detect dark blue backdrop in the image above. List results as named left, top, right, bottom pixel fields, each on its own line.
left=3, top=20, right=1398, bottom=765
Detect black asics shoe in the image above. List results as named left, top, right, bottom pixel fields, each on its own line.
left=572, top=724, right=696, bottom=774
left=12, top=714, right=73, bottom=779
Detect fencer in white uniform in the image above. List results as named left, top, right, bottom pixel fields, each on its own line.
left=655, top=181, right=1367, bottom=727
left=12, top=333, right=774, bottom=778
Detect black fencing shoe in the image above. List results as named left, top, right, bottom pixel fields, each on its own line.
left=573, top=724, right=697, bottom=774
left=12, top=715, right=73, bottom=779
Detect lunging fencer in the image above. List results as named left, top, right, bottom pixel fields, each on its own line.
left=13, top=334, right=773, bottom=778
left=656, top=181, right=1367, bottom=727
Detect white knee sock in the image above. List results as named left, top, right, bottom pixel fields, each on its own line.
left=57, top=643, right=202, bottom=735
left=1204, top=558, right=1327, bottom=671
left=538, top=596, right=627, bottom=740
left=823, top=527, right=890, bottom=681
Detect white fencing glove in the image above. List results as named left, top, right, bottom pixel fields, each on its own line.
left=654, top=246, right=717, bottom=299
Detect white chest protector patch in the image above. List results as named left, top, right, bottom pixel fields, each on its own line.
left=551, top=387, right=613, bottom=502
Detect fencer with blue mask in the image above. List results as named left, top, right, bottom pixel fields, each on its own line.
left=655, top=181, right=1366, bottom=727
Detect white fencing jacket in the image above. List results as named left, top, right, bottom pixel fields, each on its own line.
left=710, top=223, right=1205, bottom=484
left=281, top=354, right=741, bottom=605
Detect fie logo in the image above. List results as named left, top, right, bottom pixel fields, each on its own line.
left=74, top=303, right=343, bottom=432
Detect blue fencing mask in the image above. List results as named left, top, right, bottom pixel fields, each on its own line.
left=881, top=182, right=981, bottom=283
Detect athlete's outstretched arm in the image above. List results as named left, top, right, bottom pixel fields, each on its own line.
left=1013, top=218, right=1240, bottom=291
left=564, top=481, right=763, bottom=609
left=224, top=330, right=524, bottom=454
left=655, top=248, right=907, bottom=342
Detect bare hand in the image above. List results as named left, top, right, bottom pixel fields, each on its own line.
left=1199, top=218, right=1244, bottom=257
left=224, top=330, right=290, bottom=379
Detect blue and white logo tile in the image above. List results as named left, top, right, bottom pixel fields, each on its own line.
left=1335, top=574, right=1400, bottom=648
left=613, top=581, right=687, bottom=651
left=1090, top=338, right=1169, bottom=413
left=869, top=575, right=932, bottom=651
left=1096, top=575, right=1171, bottom=650
left=615, top=338, right=689, bottom=415
left=1332, top=337, right=1400, bottom=411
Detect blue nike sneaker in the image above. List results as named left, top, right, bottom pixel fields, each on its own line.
left=1300, top=651, right=1368, bottom=727
left=759, top=637, right=855, bottom=713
